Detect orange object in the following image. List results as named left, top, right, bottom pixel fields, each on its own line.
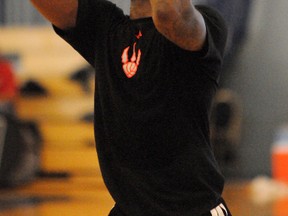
left=272, top=146, right=288, bottom=184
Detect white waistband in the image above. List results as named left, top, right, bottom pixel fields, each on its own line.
left=210, top=203, right=228, bottom=216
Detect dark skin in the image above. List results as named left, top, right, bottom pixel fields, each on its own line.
left=131, top=0, right=206, bottom=51
left=30, top=0, right=206, bottom=51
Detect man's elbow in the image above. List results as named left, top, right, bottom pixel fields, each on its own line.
left=29, top=0, right=78, bottom=30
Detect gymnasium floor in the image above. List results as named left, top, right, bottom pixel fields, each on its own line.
left=1, top=27, right=288, bottom=216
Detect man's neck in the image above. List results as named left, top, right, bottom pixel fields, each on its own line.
left=130, top=0, right=152, bottom=19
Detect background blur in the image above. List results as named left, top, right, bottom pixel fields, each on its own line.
left=2, top=0, right=288, bottom=215
left=1, top=0, right=288, bottom=192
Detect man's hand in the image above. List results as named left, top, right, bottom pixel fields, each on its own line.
left=150, top=0, right=206, bottom=51
left=30, top=0, right=78, bottom=30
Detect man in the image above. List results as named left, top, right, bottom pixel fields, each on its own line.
left=30, top=0, right=229, bottom=215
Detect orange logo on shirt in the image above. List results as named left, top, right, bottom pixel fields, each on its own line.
left=121, top=31, right=142, bottom=78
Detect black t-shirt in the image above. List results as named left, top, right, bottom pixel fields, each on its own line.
left=55, top=0, right=228, bottom=215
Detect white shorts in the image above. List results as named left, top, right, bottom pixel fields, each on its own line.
left=210, top=203, right=229, bottom=216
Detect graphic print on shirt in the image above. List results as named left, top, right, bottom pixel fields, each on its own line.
left=121, top=31, right=142, bottom=78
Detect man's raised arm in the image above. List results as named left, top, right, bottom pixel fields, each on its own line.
left=30, top=0, right=78, bottom=30
left=150, top=0, right=206, bottom=51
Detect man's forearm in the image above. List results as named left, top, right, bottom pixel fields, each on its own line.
left=30, top=0, right=78, bottom=30
left=149, top=0, right=206, bottom=51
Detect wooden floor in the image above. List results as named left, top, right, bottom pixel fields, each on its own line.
left=1, top=27, right=288, bottom=216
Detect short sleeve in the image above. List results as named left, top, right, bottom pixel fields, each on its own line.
left=193, top=5, right=228, bottom=82
left=198, top=5, right=228, bottom=58
left=54, top=0, right=126, bottom=65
